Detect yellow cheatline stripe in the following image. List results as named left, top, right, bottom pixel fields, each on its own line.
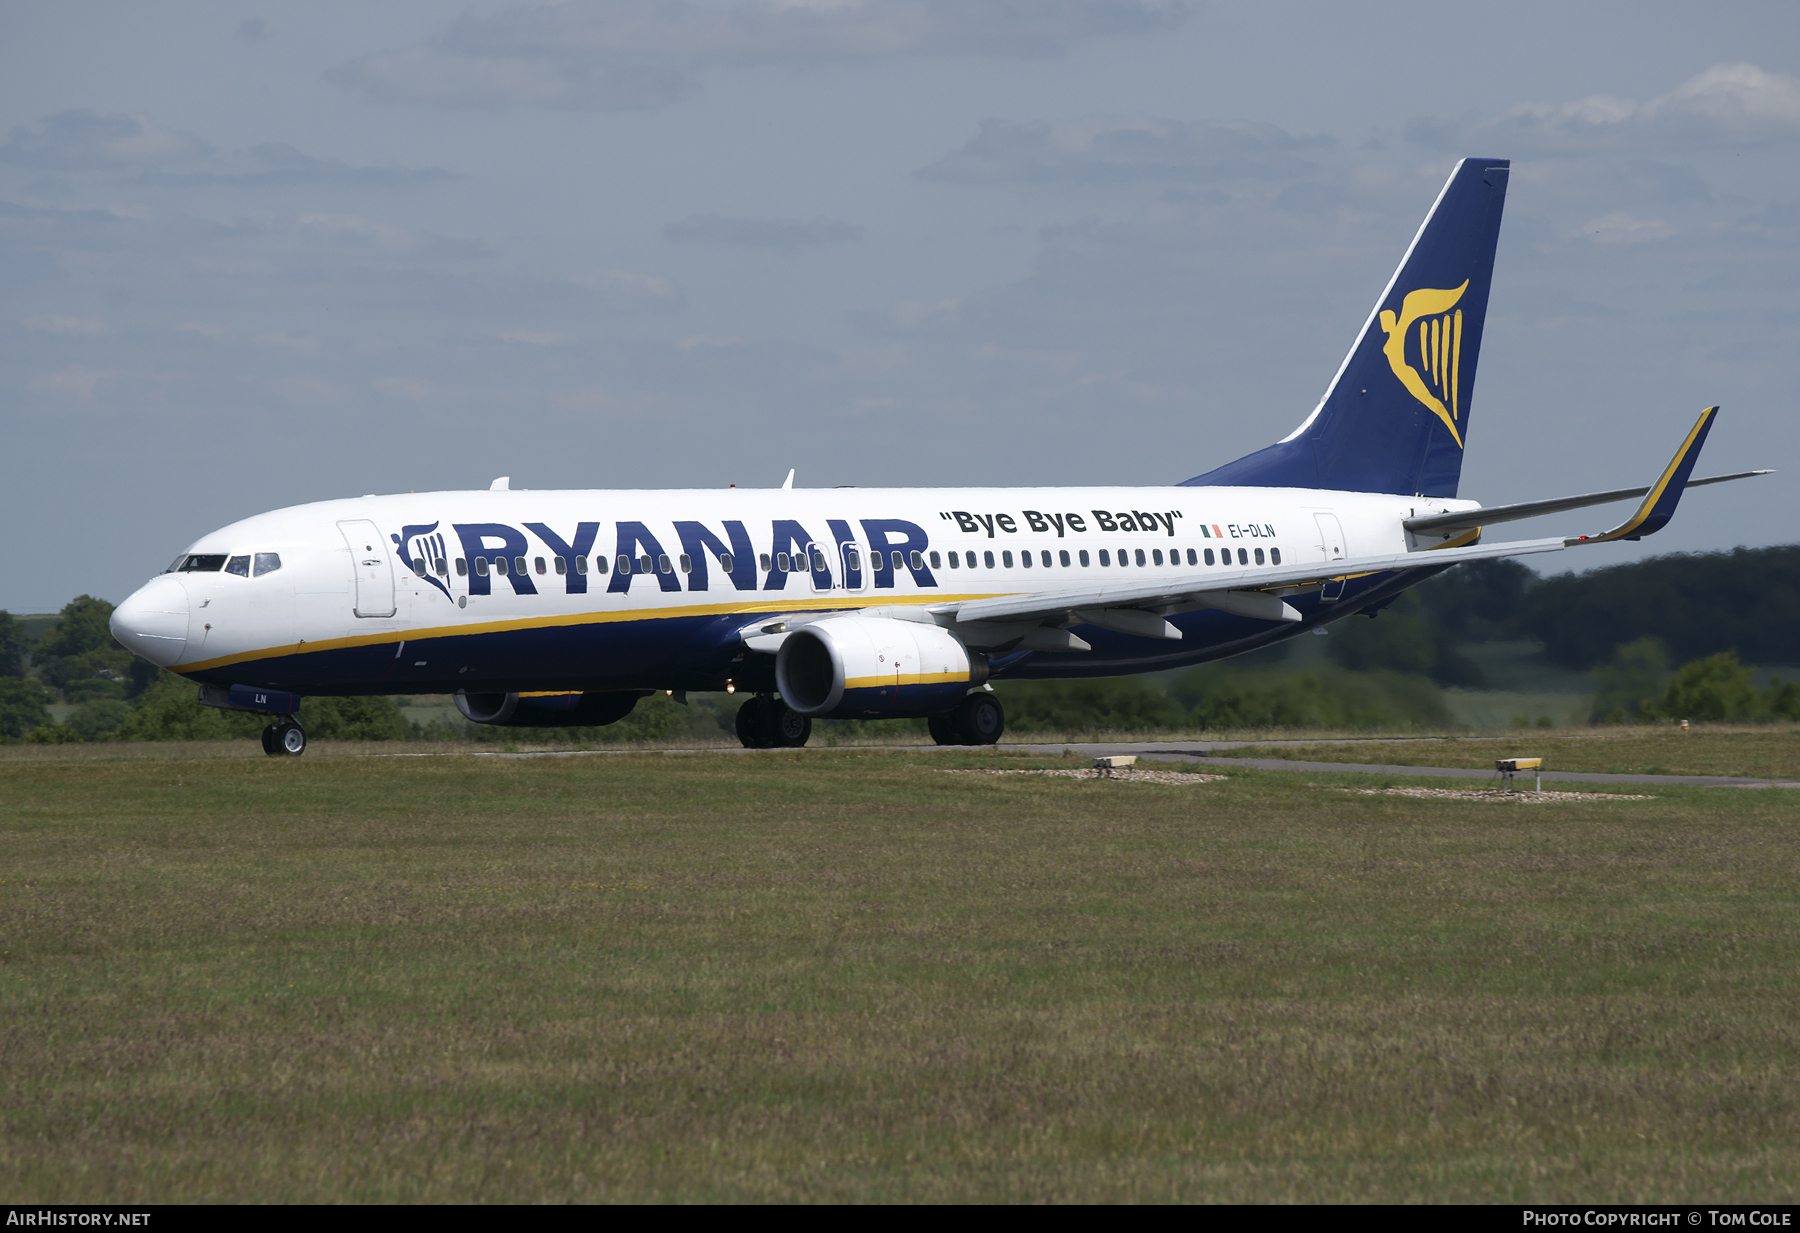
left=845, top=671, right=969, bottom=689
left=1584, top=406, right=1716, bottom=544
left=169, top=592, right=1009, bottom=675
left=517, top=690, right=581, bottom=698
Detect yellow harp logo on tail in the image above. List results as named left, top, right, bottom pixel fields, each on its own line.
left=1379, top=280, right=1469, bottom=448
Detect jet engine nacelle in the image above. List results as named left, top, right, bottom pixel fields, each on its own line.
left=775, top=616, right=989, bottom=718
left=454, top=690, right=647, bottom=728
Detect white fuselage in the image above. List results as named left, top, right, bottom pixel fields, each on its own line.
left=110, top=484, right=1478, bottom=696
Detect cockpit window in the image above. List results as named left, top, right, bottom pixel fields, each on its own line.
left=254, top=552, right=282, bottom=576
left=226, top=555, right=251, bottom=577
left=178, top=554, right=227, bottom=572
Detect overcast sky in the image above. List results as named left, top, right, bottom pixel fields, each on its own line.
left=3, top=0, right=1796, bottom=612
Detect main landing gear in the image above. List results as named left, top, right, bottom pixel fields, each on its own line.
left=735, top=695, right=812, bottom=749
left=261, top=717, right=307, bottom=757
left=928, top=692, right=1005, bottom=747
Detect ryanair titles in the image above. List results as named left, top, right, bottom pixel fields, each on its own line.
left=392, top=509, right=1279, bottom=602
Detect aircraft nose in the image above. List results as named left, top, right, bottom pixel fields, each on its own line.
left=111, top=576, right=189, bottom=667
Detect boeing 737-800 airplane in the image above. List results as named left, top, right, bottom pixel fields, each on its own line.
left=109, top=158, right=1766, bottom=755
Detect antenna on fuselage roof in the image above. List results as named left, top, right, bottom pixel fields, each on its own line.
left=781, top=468, right=794, bottom=490
left=489, top=476, right=510, bottom=491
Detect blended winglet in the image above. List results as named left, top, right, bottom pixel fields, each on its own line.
left=1567, top=407, right=1719, bottom=546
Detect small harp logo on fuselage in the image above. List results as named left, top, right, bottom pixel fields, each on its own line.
left=1379, top=280, right=1468, bottom=448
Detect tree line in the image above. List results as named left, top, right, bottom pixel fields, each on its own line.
left=3, top=544, right=1796, bottom=742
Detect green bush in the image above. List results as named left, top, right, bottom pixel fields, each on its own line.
left=994, top=678, right=1187, bottom=733
left=1171, top=663, right=1452, bottom=731
left=0, top=611, right=26, bottom=678
left=1641, top=652, right=1765, bottom=723
left=36, top=597, right=135, bottom=695
left=302, top=696, right=415, bottom=741
left=1589, top=637, right=1672, bottom=724
left=68, top=697, right=132, bottom=740
left=0, top=676, right=52, bottom=738
left=116, top=673, right=265, bottom=741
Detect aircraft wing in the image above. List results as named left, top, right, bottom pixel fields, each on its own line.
left=946, top=535, right=1568, bottom=633
left=953, top=406, right=1733, bottom=637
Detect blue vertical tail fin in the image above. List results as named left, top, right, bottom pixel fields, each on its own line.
left=1183, top=157, right=1510, bottom=498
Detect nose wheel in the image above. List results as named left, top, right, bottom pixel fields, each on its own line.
left=261, top=718, right=307, bottom=757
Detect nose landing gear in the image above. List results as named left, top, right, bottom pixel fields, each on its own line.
left=261, top=718, right=307, bottom=756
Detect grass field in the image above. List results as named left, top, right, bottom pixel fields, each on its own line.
left=1210, top=726, right=1800, bottom=781
left=3, top=745, right=1798, bottom=1202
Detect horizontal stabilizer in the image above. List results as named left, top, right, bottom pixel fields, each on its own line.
left=1406, top=465, right=1767, bottom=534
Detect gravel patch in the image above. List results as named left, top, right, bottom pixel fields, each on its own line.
left=940, top=769, right=1229, bottom=785
left=1336, top=786, right=1655, bottom=803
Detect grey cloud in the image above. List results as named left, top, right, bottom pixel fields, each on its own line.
left=332, top=0, right=1187, bottom=110
left=662, top=214, right=863, bottom=246
left=917, top=116, right=1327, bottom=184
left=133, top=142, right=460, bottom=189
left=1411, top=63, right=1800, bottom=152
left=0, top=109, right=211, bottom=169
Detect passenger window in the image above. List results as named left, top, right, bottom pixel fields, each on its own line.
left=965, top=551, right=977, bottom=569
left=679, top=553, right=692, bottom=573
left=718, top=552, right=733, bottom=573
left=495, top=557, right=510, bottom=576
left=513, top=557, right=526, bottom=576
left=1254, top=548, right=1265, bottom=565
left=573, top=556, right=586, bottom=575
left=658, top=554, right=673, bottom=574
left=760, top=553, right=773, bottom=572
left=929, top=551, right=941, bottom=569
left=591, top=555, right=605, bottom=575
left=1238, top=548, right=1248, bottom=565
left=1152, top=549, right=1163, bottom=566
left=1187, top=548, right=1197, bottom=565
left=983, top=551, right=995, bottom=569
left=1002, top=551, right=1014, bottom=568
left=477, top=557, right=490, bottom=576
left=1041, top=551, right=1052, bottom=568
left=892, top=550, right=904, bottom=570
left=947, top=552, right=959, bottom=569
left=909, top=550, right=924, bottom=570
left=617, top=554, right=631, bottom=575
left=1135, top=549, right=1146, bottom=566
left=433, top=557, right=447, bottom=577
left=1059, top=550, right=1070, bottom=567
left=554, top=557, right=566, bottom=575
left=1078, top=550, right=1089, bottom=567
left=1271, top=548, right=1281, bottom=565
left=1204, top=549, right=1214, bottom=566
left=456, top=558, right=468, bottom=577
left=639, top=555, right=653, bottom=574
left=776, top=552, right=791, bottom=572
left=535, top=557, right=546, bottom=575
left=411, top=557, right=426, bottom=575
left=1099, top=549, right=1110, bottom=566
left=226, top=555, right=250, bottom=577
left=1019, top=550, right=1030, bottom=568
